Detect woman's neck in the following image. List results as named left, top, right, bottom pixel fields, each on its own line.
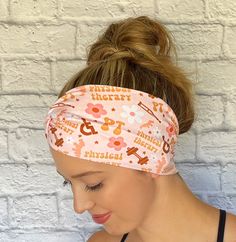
left=127, top=174, right=219, bottom=242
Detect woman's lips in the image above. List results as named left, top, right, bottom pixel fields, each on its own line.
left=92, top=212, right=112, bottom=224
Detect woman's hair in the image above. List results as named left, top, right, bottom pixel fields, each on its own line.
left=58, top=15, right=195, bottom=135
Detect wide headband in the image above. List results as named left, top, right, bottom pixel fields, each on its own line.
left=44, top=84, right=179, bottom=175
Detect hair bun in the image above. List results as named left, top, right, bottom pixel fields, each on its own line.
left=59, top=15, right=195, bottom=135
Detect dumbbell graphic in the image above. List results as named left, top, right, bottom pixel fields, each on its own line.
left=126, top=147, right=149, bottom=165
left=50, top=126, right=64, bottom=147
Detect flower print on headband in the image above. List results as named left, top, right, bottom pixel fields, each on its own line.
left=44, top=84, right=179, bottom=175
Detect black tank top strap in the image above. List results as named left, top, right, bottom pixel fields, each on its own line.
left=217, top=209, right=226, bottom=242
left=120, top=233, right=129, bottom=242
left=120, top=210, right=227, bottom=242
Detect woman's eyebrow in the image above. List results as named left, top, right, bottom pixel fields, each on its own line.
left=56, top=170, right=104, bottom=179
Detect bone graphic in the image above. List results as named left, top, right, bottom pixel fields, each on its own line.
left=156, top=157, right=166, bottom=173
left=140, top=120, right=154, bottom=129
left=73, top=140, right=85, bottom=158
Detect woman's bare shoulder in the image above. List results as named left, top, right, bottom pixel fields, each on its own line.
left=225, top=212, right=236, bottom=242
left=87, top=229, right=122, bottom=242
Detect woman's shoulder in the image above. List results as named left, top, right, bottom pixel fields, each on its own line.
left=225, top=211, right=236, bottom=242
left=87, top=229, right=123, bottom=242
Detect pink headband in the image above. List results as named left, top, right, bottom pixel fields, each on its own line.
left=44, top=84, right=179, bottom=175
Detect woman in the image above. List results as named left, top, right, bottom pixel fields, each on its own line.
left=44, top=16, right=236, bottom=242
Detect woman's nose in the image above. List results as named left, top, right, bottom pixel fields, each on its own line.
left=73, top=190, right=95, bottom=214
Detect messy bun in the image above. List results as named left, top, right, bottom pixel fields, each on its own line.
left=58, top=15, right=195, bottom=135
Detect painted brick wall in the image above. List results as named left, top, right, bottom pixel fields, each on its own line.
left=0, top=0, right=236, bottom=241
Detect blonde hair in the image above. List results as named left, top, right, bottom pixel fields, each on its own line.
left=58, top=15, right=195, bottom=135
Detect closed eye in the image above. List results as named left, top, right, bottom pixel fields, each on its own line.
left=63, top=180, right=103, bottom=192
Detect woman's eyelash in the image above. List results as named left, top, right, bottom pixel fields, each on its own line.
left=63, top=180, right=103, bottom=192
left=84, top=183, right=103, bottom=192
left=63, top=180, right=71, bottom=187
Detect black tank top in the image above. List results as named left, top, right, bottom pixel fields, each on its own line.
left=120, top=232, right=129, bottom=242
left=120, top=209, right=226, bottom=242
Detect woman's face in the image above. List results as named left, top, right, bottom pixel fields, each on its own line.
left=50, top=147, right=156, bottom=235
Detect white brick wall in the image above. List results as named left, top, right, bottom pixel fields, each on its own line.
left=0, top=0, right=235, bottom=241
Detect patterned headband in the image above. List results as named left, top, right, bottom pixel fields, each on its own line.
left=44, top=84, right=179, bottom=175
